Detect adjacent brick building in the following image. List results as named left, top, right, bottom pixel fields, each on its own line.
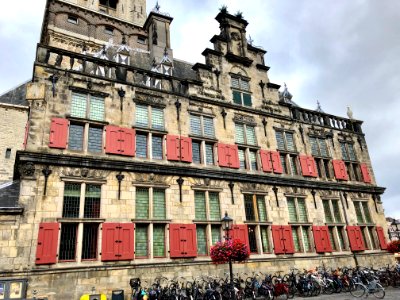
left=0, top=0, right=393, bottom=299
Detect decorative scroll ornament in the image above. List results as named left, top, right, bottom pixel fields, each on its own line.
left=60, top=167, right=109, bottom=179
left=233, top=113, right=256, bottom=125
left=19, top=163, right=36, bottom=178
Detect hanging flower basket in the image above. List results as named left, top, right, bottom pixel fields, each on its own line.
left=210, top=239, right=250, bottom=264
left=387, top=240, right=400, bottom=253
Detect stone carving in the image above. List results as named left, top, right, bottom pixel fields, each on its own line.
left=135, top=173, right=167, bottom=185
left=282, top=186, right=307, bottom=196
left=239, top=183, right=268, bottom=193
left=19, top=163, right=36, bottom=178
left=319, top=190, right=340, bottom=198
left=233, top=113, right=256, bottom=125
left=60, top=167, right=109, bottom=179
left=192, top=178, right=224, bottom=189
left=135, top=91, right=166, bottom=107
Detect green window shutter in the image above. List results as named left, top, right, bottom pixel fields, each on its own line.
left=135, top=225, right=148, bottom=257
left=310, top=137, right=318, bottom=156
left=71, top=93, right=87, bottom=118
left=151, top=107, right=164, bottom=130
left=89, top=96, right=104, bottom=121
left=153, top=225, right=165, bottom=257
left=340, top=142, right=349, bottom=160
left=190, top=115, right=201, bottom=135
left=328, top=227, right=336, bottom=250
left=280, top=154, right=287, bottom=174
left=332, top=200, right=342, bottom=223
left=297, top=199, right=308, bottom=223
left=238, top=149, right=246, bottom=169
left=205, top=143, right=214, bottom=165
left=192, top=141, right=201, bottom=164
left=153, top=189, right=166, bottom=219
left=246, top=126, right=256, bottom=145
left=287, top=198, right=297, bottom=222
left=302, top=227, right=310, bottom=252
left=68, top=124, right=84, bottom=151
left=136, top=105, right=148, bottom=128
left=196, top=225, right=207, bottom=255
left=257, top=195, right=267, bottom=222
left=260, top=226, right=270, bottom=253
left=275, top=131, right=285, bottom=150
left=292, top=227, right=301, bottom=252
left=194, top=191, right=206, bottom=220
left=285, top=132, right=295, bottom=151
left=290, top=156, right=298, bottom=175
left=337, top=227, right=345, bottom=250
left=152, top=136, right=163, bottom=160
left=88, top=126, right=103, bottom=153
left=209, top=192, right=220, bottom=221
left=233, top=91, right=242, bottom=104
left=318, top=138, right=329, bottom=157
left=63, top=183, right=81, bottom=218
left=323, top=201, right=333, bottom=223
left=211, top=225, right=221, bottom=245
left=361, top=228, right=368, bottom=248
left=368, top=227, right=377, bottom=249
left=249, top=151, right=257, bottom=170
left=235, top=123, right=245, bottom=144
left=362, top=202, right=372, bottom=223
left=243, top=93, right=252, bottom=106
left=348, top=144, right=356, bottom=161
left=203, top=117, right=215, bottom=138
left=244, top=194, right=255, bottom=221
left=354, top=202, right=364, bottom=223
left=136, top=133, right=148, bottom=158
left=84, top=184, right=101, bottom=218
left=136, top=188, right=149, bottom=219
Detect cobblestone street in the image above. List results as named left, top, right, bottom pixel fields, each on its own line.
left=298, top=287, right=400, bottom=299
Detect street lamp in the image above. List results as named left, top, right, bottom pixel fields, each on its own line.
left=221, top=212, right=235, bottom=300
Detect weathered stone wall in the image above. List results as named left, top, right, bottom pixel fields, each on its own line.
left=0, top=104, right=28, bottom=184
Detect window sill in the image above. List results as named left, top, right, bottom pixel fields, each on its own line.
left=193, top=220, right=222, bottom=224
left=135, top=127, right=167, bottom=134
left=325, top=223, right=346, bottom=226
left=244, top=221, right=272, bottom=225
left=132, top=219, right=171, bottom=223
left=189, top=134, right=218, bottom=142
left=288, top=222, right=312, bottom=226
left=57, top=218, right=105, bottom=223
left=276, top=149, right=299, bottom=155
left=235, top=142, right=260, bottom=150
left=67, top=115, right=109, bottom=126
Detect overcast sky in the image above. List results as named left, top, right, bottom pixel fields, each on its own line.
left=1, top=0, right=399, bottom=218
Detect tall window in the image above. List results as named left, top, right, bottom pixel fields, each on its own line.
left=287, top=197, right=310, bottom=253
left=243, top=194, right=270, bottom=254
left=135, top=104, right=165, bottom=160
left=340, top=141, right=361, bottom=181
left=99, top=0, right=117, bottom=9
left=231, top=76, right=252, bottom=106
left=322, top=199, right=347, bottom=251
left=353, top=201, right=373, bottom=224
left=235, top=123, right=258, bottom=171
left=310, top=136, right=332, bottom=179
left=190, top=114, right=216, bottom=165
left=135, top=187, right=167, bottom=258
left=276, top=130, right=299, bottom=176
left=60, top=183, right=102, bottom=261
left=193, top=190, right=221, bottom=255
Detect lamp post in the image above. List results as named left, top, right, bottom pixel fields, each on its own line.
left=221, top=212, right=235, bottom=300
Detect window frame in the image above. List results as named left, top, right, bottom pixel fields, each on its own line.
left=135, top=104, right=165, bottom=131
left=231, top=75, right=252, bottom=107
left=70, top=92, right=105, bottom=122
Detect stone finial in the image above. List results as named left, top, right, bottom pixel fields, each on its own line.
left=316, top=101, right=324, bottom=113
left=279, top=83, right=293, bottom=103
left=347, top=106, right=354, bottom=119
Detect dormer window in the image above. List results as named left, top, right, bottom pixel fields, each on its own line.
left=67, top=15, right=78, bottom=25
left=138, top=36, right=147, bottom=44
left=99, top=0, right=118, bottom=9
left=105, top=26, right=114, bottom=35
left=231, top=75, right=252, bottom=106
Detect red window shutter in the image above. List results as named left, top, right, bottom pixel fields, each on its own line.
left=35, top=223, right=59, bottom=265
left=105, top=125, right=122, bottom=155
left=166, top=135, right=181, bottom=161
left=49, top=118, right=69, bottom=149
left=232, top=224, right=250, bottom=251
left=119, top=223, right=134, bottom=260
left=307, top=156, right=318, bottom=177
left=347, top=226, right=365, bottom=251
left=228, top=145, right=240, bottom=169
left=217, top=143, right=229, bottom=167
left=320, top=226, right=333, bottom=252
left=299, top=155, right=311, bottom=176
left=272, top=226, right=285, bottom=254
left=101, top=223, right=120, bottom=261
left=184, top=224, right=197, bottom=257
left=23, top=121, right=29, bottom=149
left=270, top=151, right=283, bottom=174
left=376, top=226, right=387, bottom=250
left=282, top=225, right=295, bottom=254
left=333, top=160, right=348, bottom=180
left=260, top=150, right=273, bottom=172
left=169, top=224, right=184, bottom=258
left=121, top=128, right=136, bottom=157
left=180, top=137, right=193, bottom=163
left=360, top=163, right=372, bottom=183
left=312, top=226, right=324, bottom=253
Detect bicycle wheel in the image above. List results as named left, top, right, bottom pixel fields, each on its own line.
left=349, top=283, right=366, bottom=298
left=323, top=282, right=334, bottom=295
left=372, top=283, right=385, bottom=299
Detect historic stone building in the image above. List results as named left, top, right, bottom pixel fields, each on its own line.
left=0, top=0, right=393, bottom=298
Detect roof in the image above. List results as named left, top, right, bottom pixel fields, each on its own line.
left=0, top=81, right=29, bottom=106
left=0, top=181, right=21, bottom=208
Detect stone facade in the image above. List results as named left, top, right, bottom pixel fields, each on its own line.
left=0, top=0, right=394, bottom=299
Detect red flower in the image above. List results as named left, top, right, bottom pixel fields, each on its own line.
left=387, top=240, right=400, bottom=253
left=210, top=239, right=250, bottom=264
